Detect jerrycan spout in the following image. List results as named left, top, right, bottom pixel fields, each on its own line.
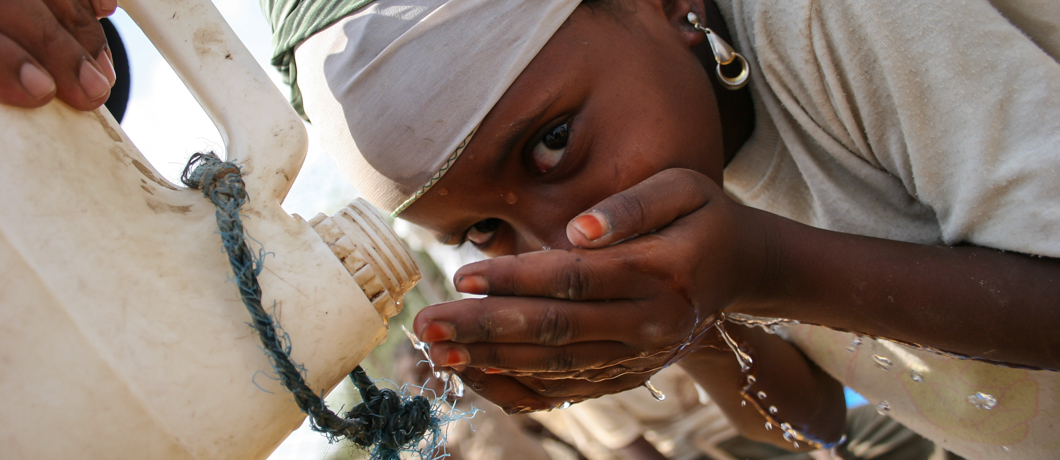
left=310, top=199, right=421, bottom=323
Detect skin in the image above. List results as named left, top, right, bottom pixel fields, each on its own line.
left=7, top=0, right=1060, bottom=452
left=402, top=0, right=846, bottom=449
left=0, top=0, right=115, bottom=110
left=401, top=0, right=1060, bottom=449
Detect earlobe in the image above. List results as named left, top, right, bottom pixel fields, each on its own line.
left=658, top=0, right=708, bottom=48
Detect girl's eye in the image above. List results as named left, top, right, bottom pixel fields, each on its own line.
left=466, top=218, right=501, bottom=246
left=531, top=122, right=569, bottom=173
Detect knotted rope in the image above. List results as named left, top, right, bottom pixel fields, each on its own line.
left=181, top=152, right=443, bottom=459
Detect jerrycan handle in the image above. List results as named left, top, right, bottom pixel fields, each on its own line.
left=118, top=0, right=308, bottom=203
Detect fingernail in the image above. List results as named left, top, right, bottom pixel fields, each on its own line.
left=99, top=0, right=117, bottom=14
left=570, top=212, right=609, bottom=241
left=442, top=347, right=469, bottom=367
left=19, top=63, right=55, bottom=101
left=80, top=58, right=110, bottom=101
left=455, top=275, right=488, bottom=294
left=419, top=322, right=455, bottom=342
left=97, top=49, right=116, bottom=86
left=484, top=367, right=505, bottom=374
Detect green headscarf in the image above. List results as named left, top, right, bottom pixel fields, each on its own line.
left=261, top=0, right=376, bottom=119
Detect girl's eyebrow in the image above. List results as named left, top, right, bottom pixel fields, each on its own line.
left=491, top=92, right=562, bottom=174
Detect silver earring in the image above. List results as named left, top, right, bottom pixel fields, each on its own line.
left=687, top=12, right=749, bottom=90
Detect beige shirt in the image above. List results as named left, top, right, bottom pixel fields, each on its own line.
left=531, top=366, right=737, bottom=460
left=717, top=0, right=1060, bottom=458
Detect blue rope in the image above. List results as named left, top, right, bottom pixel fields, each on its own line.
left=181, top=152, right=445, bottom=459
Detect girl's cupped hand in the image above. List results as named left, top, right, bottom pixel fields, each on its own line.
left=0, top=0, right=115, bottom=109
left=413, top=168, right=780, bottom=413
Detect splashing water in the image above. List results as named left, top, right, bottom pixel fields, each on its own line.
left=876, top=401, right=891, bottom=415
left=968, top=392, right=998, bottom=410
left=643, top=381, right=666, bottom=401
left=847, top=336, right=863, bottom=353
left=872, top=354, right=894, bottom=371
left=724, top=313, right=800, bottom=334
left=403, top=326, right=464, bottom=399
left=716, top=320, right=754, bottom=372
left=910, top=370, right=924, bottom=383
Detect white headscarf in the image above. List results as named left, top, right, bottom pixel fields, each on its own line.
left=295, top=0, right=582, bottom=216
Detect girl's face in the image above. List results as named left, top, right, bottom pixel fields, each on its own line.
left=402, top=0, right=725, bottom=256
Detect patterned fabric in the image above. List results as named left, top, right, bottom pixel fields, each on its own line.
left=260, top=0, right=376, bottom=119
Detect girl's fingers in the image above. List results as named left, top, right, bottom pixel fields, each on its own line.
left=428, top=341, right=637, bottom=374
left=514, top=373, right=649, bottom=399
left=453, top=248, right=655, bottom=300
left=0, top=34, right=56, bottom=107
left=416, top=296, right=694, bottom=350
left=457, top=368, right=648, bottom=414
left=455, top=369, right=569, bottom=414
left=565, top=168, right=720, bottom=248
left=1, top=0, right=111, bottom=110
left=91, top=0, right=117, bottom=18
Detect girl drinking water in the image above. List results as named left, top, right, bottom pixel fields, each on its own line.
left=4, top=0, right=1059, bottom=457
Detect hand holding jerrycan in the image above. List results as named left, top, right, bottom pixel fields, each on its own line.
left=0, top=0, right=421, bottom=458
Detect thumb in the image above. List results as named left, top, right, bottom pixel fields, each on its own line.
left=566, top=168, right=720, bottom=248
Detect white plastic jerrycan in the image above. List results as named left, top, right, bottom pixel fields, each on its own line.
left=0, top=0, right=419, bottom=458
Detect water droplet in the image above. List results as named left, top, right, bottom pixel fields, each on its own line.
left=769, top=405, right=778, bottom=414
left=740, top=400, right=747, bottom=407
left=717, top=321, right=754, bottom=372
left=446, top=372, right=465, bottom=399
left=558, top=401, right=571, bottom=410
left=1001, top=446, right=1010, bottom=452
left=764, top=422, right=773, bottom=430
left=876, top=401, right=890, bottom=415
left=847, top=336, right=863, bottom=353
left=783, top=432, right=794, bottom=442
left=793, top=442, right=799, bottom=449
left=436, top=187, right=449, bottom=196
left=505, top=192, right=518, bottom=204
left=872, top=354, right=893, bottom=371
left=968, top=392, right=997, bottom=410
left=644, top=380, right=666, bottom=401
left=838, top=434, right=847, bottom=445
left=747, top=375, right=757, bottom=385
left=910, top=370, right=924, bottom=383
left=757, top=391, right=767, bottom=400
left=780, top=423, right=792, bottom=431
